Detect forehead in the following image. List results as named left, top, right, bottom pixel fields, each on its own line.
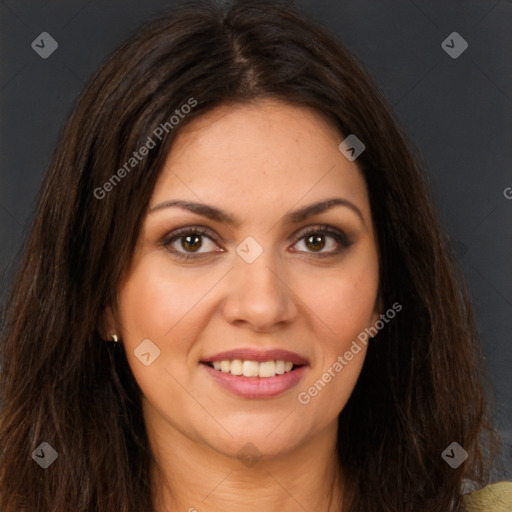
left=151, top=99, right=369, bottom=216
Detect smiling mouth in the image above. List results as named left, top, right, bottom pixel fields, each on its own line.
left=201, top=360, right=304, bottom=378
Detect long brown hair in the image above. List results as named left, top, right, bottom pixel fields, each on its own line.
left=0, top=1, right=499, bottom=510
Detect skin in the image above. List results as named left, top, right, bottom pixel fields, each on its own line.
left=102, top=99, right=381, bottom=511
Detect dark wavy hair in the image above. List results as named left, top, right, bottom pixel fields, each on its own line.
left=0, top=1, right=499, bottom=511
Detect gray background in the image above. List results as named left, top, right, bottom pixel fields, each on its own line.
left=1, top=0, right=511, bottom=480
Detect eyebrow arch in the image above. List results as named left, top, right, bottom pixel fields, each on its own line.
left=148, top=197, right=366, bottom=228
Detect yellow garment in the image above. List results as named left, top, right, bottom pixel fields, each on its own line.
left=463, top=481, right=512, bottom=511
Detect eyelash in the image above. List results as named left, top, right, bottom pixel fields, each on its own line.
left=160, top=224, right=352, bottom=261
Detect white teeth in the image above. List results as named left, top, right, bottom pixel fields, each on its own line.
left=258, top=361, right=275, bottom=377
left=208, top=359, right=298, bottom=378
left=230, top=359, right=243, bottom=375
left=242, top=360, right=259, bottom=377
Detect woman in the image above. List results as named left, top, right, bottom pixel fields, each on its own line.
left=0, top=1, right=507, bottom=510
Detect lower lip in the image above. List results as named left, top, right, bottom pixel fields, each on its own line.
left=201, top=363, right=308, bottom=399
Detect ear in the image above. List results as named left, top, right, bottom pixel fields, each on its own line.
left=97, top=304, right=117, bottom=341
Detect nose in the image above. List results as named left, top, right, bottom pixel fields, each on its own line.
left=221, top=248, right=297, bottom=333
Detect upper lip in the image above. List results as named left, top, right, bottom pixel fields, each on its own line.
left=201, top=348, right=309, bottom=366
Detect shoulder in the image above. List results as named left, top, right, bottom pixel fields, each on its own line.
left=463, top=481, right=512, bottom=512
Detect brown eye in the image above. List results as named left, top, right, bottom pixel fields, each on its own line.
left=162, top=227, right=222, bottom=259
left=305, top=234, right=326, bottom=252
left=181, top=234, right=203, bottom=252
left=292, top=225, right=352, bottom=256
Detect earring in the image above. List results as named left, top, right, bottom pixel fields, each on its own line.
left=110, top=333, right=119, bottom=343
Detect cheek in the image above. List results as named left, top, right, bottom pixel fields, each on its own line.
left=117, top=256, right=214, bottom=339
left=114, top=259, right=199, bottom=385
left=301, top=254, right=379, bottom=349
left=320, top=278, right=376, bottom=328
left=294, top=249, right=378, bottom=413
left=118, top=271, right=176, bottom=337
left=115, top=255, right=235, bottom=389
left=296, top=277, right=373, bottom=421
left=115, top=259, right=207, bottom=404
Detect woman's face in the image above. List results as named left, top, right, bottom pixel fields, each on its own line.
left=110, top=99, right=381, bottom=460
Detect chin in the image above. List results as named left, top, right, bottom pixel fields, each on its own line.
left=200, top=422, right=306, bottom=462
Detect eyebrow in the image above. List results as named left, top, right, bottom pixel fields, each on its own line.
left=148, top=197, right=366, bottom=228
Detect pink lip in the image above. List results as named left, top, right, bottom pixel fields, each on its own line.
left=201, top=363, right=308, bottom=399
left=201, top=348, right=309, bottom=366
